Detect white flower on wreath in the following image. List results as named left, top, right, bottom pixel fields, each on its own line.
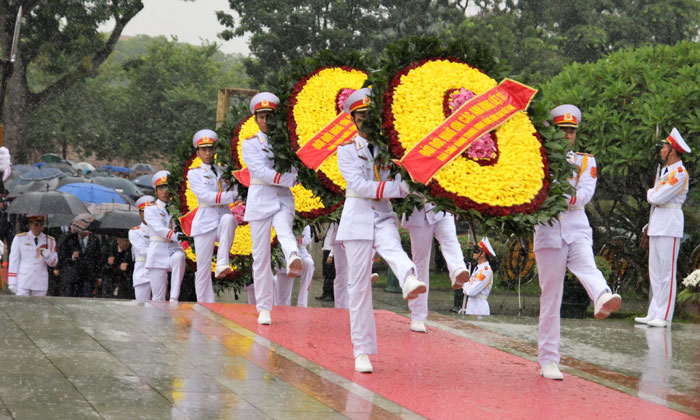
left=682, top=269, right=700, bottom=288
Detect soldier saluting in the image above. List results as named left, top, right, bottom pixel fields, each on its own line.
left=636, top=128, right=690, bottom=328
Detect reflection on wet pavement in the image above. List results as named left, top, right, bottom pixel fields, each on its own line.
left=0, top=293, right=697, bottom=418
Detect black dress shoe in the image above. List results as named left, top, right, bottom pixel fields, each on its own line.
left=321, top=295, right=334, bottom=302
left=315, top=293, right=331, bottom=301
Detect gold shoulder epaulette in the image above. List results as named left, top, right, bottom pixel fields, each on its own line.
left=47, top=235, right=55, bottom=240
left=339, top=139, right=355, bottom=146
left=575, top=152, right=594, bottom=157
left=190, top=164, right=201, bottom=170
left=244, top=135, right=256, bottom=141
left=16, top=232, right=26, bottom=237
left=131, top=226, right=140, bottom=230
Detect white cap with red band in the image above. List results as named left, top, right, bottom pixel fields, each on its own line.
left=550, top=104, right=582, bottom=128
left=152, top=170, right=170, bottom=188
left=343, top=88, right=372, bottom=114
left=135, top=195, right=155, bottom=210
left=250, top=92, right=280, bottom=114
left=664, top=127, right=691, bottom=154
left=193, top=129, right=218, bottom=149
left=478, top=237, right=496, bottom=257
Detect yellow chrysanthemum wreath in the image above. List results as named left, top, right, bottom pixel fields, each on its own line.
left=230, top=116, right=326, bottom=216
left=385, top=58, right=548, bottom=216
left=288, top=66, right=368, bottom=195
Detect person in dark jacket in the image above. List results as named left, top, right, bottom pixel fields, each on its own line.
left=101, top=236, right=134, bottom=299
left=56, top=217, right=102, bottom=297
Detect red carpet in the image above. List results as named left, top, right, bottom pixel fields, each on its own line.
left=202, top=303, right=693, bottom=420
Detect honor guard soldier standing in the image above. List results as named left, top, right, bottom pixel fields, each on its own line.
left=534, top=105, right=621, bottom=380
left=462, top=238, right=495, bottom=315
left=636, top=128, right=690, bottom=328
left=187, top=129, right=238, bottom=303
left=145, top=171, right=186, bottom=302
left=242, top=92, right=302, bottom=325
left=336, top=88, right=426, bottom=373
left=130, top=195, right=154, bottom=302
left=8, top=215, right=58, bottom=296
left=403, top=201, right=469, bottom=332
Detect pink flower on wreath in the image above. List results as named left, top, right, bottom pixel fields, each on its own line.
left=450, top=88, right=495, bottom=160
left=337, top=88, right=355, bottom=113
left=229, top=202, right=247, bottom=225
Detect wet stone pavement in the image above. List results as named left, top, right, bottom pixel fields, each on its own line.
left=0, top=281, right=696, bottom=419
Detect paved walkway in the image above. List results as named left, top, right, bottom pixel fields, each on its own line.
left=0, top=292, right=697, bottom=419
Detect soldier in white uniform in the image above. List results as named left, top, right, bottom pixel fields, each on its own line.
left=336, top=88, right=426, bottom=373
left=144, top=171, right=186, bottom=302
left=534, top=105, right=621, bottom=380
left=129, top=195, right=154, bottom=302
left=242, top=92, right=301, bottom=325
left=273, top=225, right=315, bottom=307
left=8, top=215, right=58, bottom=296
left=635, top=128, right=690, bottom=328
left=403, top=201, right=469, bottom=332
left=187, top=129, right=239, bottom=303
left=463, top=237, right=495, bottom=315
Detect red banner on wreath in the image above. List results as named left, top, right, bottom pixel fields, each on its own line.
left=400, top=79, right=537, bottom=184
left=297, top=112, right=357, bottom=170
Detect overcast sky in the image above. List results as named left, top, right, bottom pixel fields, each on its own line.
left=109, top=0, right=250, bottom=55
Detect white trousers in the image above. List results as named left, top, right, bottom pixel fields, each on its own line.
left=407, top=218, right=466, bottom=321
left=149, top=251, right=186, bottom=302
left=16, top=289, right=47, bottom=297
left=273, top=254, right=315, bottom=307
left=249, top=205, right=298, bottom=312
left=193, top=214, right=237, bottom=303
left=245, top=283, right=256, bottom=305
left=331, top=243, right=349, bottom=309
left=344, top=220, right=416, bottom=357
left=535, top=238, right=610, bottom=367
left=646, top=236, right=680, bottom=322
left=134, top=283, right=151, bottom=302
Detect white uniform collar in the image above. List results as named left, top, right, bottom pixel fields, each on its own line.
left=664, top=160, right=683, bottom=172
left=477, top=261, right=489, bottom=270
left=28, top=231, right=41, bottom=241
left=355, top=134, right=368, bottom=149
left=156, top=199, right=168, bottom=207
left=257, top=131, right=269, bottom=143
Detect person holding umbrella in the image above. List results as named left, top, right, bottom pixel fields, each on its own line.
left=144, top=171, right=185, bottom=302
left=7, top=214, right=58, bottom=296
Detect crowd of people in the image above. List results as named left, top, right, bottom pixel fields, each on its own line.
left=2, top=90, right=689, bottom=380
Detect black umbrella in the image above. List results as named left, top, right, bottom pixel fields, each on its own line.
left=89, top=176, right=143, bottom=200
left=8, top=178, right=61, bottom=197
left=7, top=191, right=89, bottom=227
left=95, top=210, right=141, bottom=237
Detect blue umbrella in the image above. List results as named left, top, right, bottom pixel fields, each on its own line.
left=57, top=183, right=126, bottom=204
left=97, top=165, right=113, bottom=171
left=110, top=165, right=131, bottom=174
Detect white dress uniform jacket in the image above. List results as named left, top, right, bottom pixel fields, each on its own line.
left=144, top=199, right=183, bottom=268
left=336, top=135, right=403, bottom=242
left=647, top=160, right=688, bottom=238
left=463, top=262, right=493, bottom=315
left=8, top=232, right=58, bottom=293
left=242, top=131, right=296, bottom=222
left=534, top=152, right=596, bottom=250
left=129, top=223, right=150, bottom=287
left=187, top=162, right=238, bottom=236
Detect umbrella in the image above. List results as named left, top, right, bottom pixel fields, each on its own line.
left=57, top=183, right=126, bottom=204
left=110, top=165, right=131, bottom=174
left=134, top=173, right=154, bottom=188
left=95, top=210, right=141, bottom=237
left=57, top=176, right=92, bottom=188
left=41, top=153, right=63, bottom=163
left=89, top=176, right=142, bottom=200
left=38, top=162, right=77, bottom=175
left=87, top=202, right=135, bottom=214
left=130, top=163, right=155, bottom=173
left=19, top=167, right=64, bottom=181
left=73, top=162, right=95, bottom=173
left=7, top=191, right=88, bottom=227
left=8, top=178, right=61, bottom=197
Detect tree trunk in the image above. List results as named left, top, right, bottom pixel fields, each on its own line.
left=4, top=57, right=35, bottom=163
